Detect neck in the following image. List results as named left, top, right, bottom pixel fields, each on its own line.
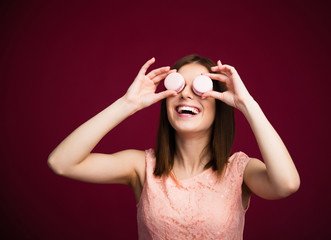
left=174, top=130, right=211, bottom=176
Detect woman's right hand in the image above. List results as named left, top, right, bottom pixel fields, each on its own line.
left=48, top=58, right=176, bottom=186
left=123, top=57, right=177, bottom=112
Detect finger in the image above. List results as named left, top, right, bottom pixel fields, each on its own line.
left=153, top=90, right=177, bottom=103
left=202, top=72, right=227, bottom=82
left=201, top=90, right=225, bottom=101
left=211, top=65, right=220, bottom=71
left=151, top=69, right=177, bottom=83
left=138, top=57, right=155, bottom=76
left=211, top=60, right=222, bottom=71
left=212, top=61, right=237, bottom=77
left=217, top=64, right=237, bottom=77
left=147, top=66, right=171, bottom=80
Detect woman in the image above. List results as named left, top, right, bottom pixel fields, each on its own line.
left=48, top=55, right=300, bottom=239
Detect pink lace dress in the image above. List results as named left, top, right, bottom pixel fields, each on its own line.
left=137, top=149, right=251, bottom=240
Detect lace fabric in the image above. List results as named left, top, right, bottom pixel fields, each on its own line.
left=137, top=149, right=251, bottom=240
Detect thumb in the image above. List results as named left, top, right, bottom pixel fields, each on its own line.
left=153, top=90, right=177, bottom=103
left=202, top=90, right=225, bottom=101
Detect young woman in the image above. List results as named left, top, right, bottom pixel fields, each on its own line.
left=48, top=55, right=300, bottom=239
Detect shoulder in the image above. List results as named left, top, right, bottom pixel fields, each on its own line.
left=228, top=151, right=251, bottom=166
left=228, top=152, right=265, bottom=177
left=126, top=149, right=156, bottom=189
left=144, top=148, right=156, bottom=164
left=128, top=148, right=159, bottom=199
left=227, top=152, right=254, bottom=178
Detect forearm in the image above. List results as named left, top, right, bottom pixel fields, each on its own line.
left=241, top=98, right=300, bottom=193
left=48, top=96, right=138, bottom=172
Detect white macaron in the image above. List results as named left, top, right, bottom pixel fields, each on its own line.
left=164, top=72, right=185, bottom=93
left=192, top=75, right=213, bottom=96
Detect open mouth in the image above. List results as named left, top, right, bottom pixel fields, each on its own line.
left=176, top=105, right=200, bottom=115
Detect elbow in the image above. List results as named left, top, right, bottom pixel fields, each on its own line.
left=276, top=176, right=301, bottom=198
left=47, top=153, right=67, bottom=176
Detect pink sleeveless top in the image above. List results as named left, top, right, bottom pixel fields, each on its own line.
left=137, top=149, right=251, bottom=240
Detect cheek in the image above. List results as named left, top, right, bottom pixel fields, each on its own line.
left=166, top=95, right=179, bottom=113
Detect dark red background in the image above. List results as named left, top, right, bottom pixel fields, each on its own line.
left=1, top=0, right=330, bottom=239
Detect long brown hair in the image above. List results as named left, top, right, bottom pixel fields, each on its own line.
left=154, top=54, right=235, bottom=179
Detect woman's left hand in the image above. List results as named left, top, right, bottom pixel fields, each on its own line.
left=202, top=60, right=254, bottom=112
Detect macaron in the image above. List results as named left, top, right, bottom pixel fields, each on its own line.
left=164, top=72, right=185, bottom=93
left=192, top=75, right=213, bottom=96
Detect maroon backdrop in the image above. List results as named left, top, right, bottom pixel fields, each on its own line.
left=1, top=0, right=330, bottom=239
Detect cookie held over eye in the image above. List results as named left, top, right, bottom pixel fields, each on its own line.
left=192, top=75, right=213, bottom=96
left=164, top=72, right=185, bottom=93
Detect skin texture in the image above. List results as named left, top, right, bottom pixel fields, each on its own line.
left=48, top=57, right=300, bottom=207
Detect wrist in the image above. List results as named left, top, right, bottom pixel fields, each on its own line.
left=239, top=96, right=260, bottom=117
left=118, top=96, right=140, bottom=116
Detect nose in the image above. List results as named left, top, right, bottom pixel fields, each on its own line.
left=180, top=83, right=194, bottom=99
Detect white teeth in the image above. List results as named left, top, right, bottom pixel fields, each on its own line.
left=177, top=106, right=199, bottom=115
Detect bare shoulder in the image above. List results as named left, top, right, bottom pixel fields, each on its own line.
left=115, top=149, right=146, bottom=186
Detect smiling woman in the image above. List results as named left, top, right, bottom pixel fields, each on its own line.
left=48, top=54, right=300, bottom=240
left=155, top=56, right=234, bottom=181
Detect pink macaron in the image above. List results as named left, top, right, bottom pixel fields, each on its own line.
left=164, top=72, right=185, bottom=93
left=192, top=75, right=213, bottom=96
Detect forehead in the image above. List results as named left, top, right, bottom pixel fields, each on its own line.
left=177, top=63, right=209, bottom=80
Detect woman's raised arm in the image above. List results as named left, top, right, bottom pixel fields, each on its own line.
left=48, top=58, right=176, bottom=186
left=203, top=60, right=300, bottom=200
